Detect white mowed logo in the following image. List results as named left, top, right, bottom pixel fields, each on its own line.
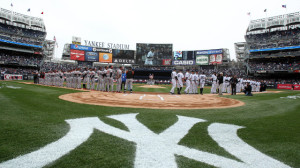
left=0, top=113, right=292, bottom=168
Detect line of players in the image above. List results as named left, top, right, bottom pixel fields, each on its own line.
left=39, top=66, right=134, bottom=93
left=170, top=69, right=207, bottom=95
left=170, top=69, right=263, bottom=95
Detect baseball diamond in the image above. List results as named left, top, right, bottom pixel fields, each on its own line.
left=1, top=2, right=300, bottom=168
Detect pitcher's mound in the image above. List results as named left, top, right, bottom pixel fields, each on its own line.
left=59, top=92, right=244, bottom=109
left=138, top=85, right=166, bottom=89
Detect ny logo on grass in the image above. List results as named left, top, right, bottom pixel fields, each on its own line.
left=0, top=113, right=292, bottom=168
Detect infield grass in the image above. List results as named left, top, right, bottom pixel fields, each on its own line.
left=0, top=81, right=299, bottom=168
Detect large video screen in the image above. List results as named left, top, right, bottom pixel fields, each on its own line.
left=195, top=49, right=223, bottom=65
left=174, top=51, right=195, bottom=60
left=112, top=49, right=135, bottom=64
left=136, top=43, right=173, bottom=66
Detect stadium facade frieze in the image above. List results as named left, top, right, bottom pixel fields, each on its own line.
left=84, top=40, right=130, bottom=50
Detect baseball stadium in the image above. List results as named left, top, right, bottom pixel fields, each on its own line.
left=0, top=1, right=300, bottom=168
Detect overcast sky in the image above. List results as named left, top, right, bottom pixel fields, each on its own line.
left=1, top=0, right=300, bottom=60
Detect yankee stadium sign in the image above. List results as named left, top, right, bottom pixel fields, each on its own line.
left=0, top=113, right=291, bottom=168
left=84, top=40, right=130, bottom=50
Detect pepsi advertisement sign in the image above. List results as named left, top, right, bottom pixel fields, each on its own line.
left=85, top=52, right=99, bottom=62
left=70, top=44, right=93, bottom=51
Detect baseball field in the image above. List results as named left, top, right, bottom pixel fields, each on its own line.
left=0, top=81, right=299, bottom=168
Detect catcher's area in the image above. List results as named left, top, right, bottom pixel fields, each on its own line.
left=59, top=91, right=245, bottom=109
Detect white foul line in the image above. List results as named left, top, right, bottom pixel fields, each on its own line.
left=157, top=95, right=164, bottom=101
left=139, top=94, right=146, bottom=100
left=123, top=94, right=128, bottom=96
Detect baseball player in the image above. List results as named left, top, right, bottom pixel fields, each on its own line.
left=109, top=65, right=114, bottom=92
left=82, top=68, right=88, bottom=89
left=170, top=68, right=177, bottom=94
left=116, top=66, right=123, bottom=93
left=199, top=71, right=206, bottom=95
left=77, top=69, right=82, bottom=89
left=103, top=66, right=109, bottom=91
left=194, top=71, right=199, bottom=94
left=124, top=67, right=134, bottom=93
left=211, top=72, right=217, bottom=94
left=145, top=48, right=155, bottom=65
left=96, top=67, right=103, bottom=91
left=218, top=72, right=224, bottom=95
left=176, top=69, right=184, bottom=94
left=184, top=69, right=191, bottom=94
left=190, top=70, right=196, bottom=94
left=90, top=68, right=96, bottom=90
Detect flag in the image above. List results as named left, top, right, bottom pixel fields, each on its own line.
left=282, top=5, right=286, bottom=8
left=53, top=36, right=56, bottom=41
left=247, top=12, right=251, bottom=16
left=27, top=8, right=30, bottom=12
left=41, top=12, right=44, bottom=14
left=11, top=3, right=13, bottom=7
left=53, top=36, right=58, bottom=48
left=264, top=9, right=267, bottom=12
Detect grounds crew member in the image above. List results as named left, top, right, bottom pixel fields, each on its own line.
left=124, top=67, right=134, bottom=93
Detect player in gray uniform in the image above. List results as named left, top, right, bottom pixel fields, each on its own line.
left=86, top=69, right=91, bottom=90
left=170, top=68, right=177, bottom=94
left=59, top=70, right=64, bottom=87
left=105, top=66, right=113, bottom=92
left=176, top=69, right=184, bottom=94
left=108, top=65, right=114, bottom=92
left=90, top=69, right=96, bottom=90
left=77, top=69, right=82, bottom=89
left=199, top=71, right=206, bottom=95
left=96, top=67, right=103, bottom=91
left=184, top=70, right=191, bottom=94
left=103, top=66, right=109, bottom=91
left=116, top=66, right=123, bottom=93
left=82, top=68, right=88, bottom=89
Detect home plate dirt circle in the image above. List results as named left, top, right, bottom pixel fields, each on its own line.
left=59, top=91, right=245, bottom=109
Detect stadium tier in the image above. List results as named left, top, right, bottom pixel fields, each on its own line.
left=245, top=11, right=300, bottom=77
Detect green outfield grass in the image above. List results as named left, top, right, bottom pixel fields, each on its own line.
left=0, top=81, right=299, bottom=168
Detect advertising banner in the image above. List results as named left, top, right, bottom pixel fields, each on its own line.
left=113, top=59, right=136, bottom=64
left=277, top=84, right=300, bottom=90
left=196, top=55, right=209, bottom=65
left=162, top=59, right=172, bottom=65
left=172, top=60, right=195, bottom=66
left=70, top=49, right=85, bottom=61
left=196, top=49, right=223, bottom=55
left=85, top=52, right=99, bottom=62
left=99, top=53, right=112, bottom=63
left=70, top=44, right=93, bottom=51
left=0, top=38, right=42, bottom=48
left=209, top=54, right=223, bottom=64
left=4, top=74, right=23, bottom=80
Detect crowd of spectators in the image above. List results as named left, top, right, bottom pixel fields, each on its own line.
left=0, top=67, right=37, bottom=75
left=249, top=62, right=300, bottom=71
left=0, top=53, right=42, bottom=67
left=0, top=23, right=45, bottom=46
left=246, top=27, right=300, bottom=50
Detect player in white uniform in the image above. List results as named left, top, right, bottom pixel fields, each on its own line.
left=177, top=70, right=184, bottom=94
left=184, top=70, right=191, bottom=94
left=145, top=48, right=154, bottom=65
left=226, top=76, right=231, bottom=94
left=236, top=78, right=242, bottom=93
left=170, top=69, right=177, bottom=94
left=211, top=72, right=217, bottom=94
left=194, top=71, right=199, bottom=94
left=199, top=71, right=206, bottom=95
left=116, top=66, right=123, bottom=92
left=190, top=70, right=196, bottom=94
